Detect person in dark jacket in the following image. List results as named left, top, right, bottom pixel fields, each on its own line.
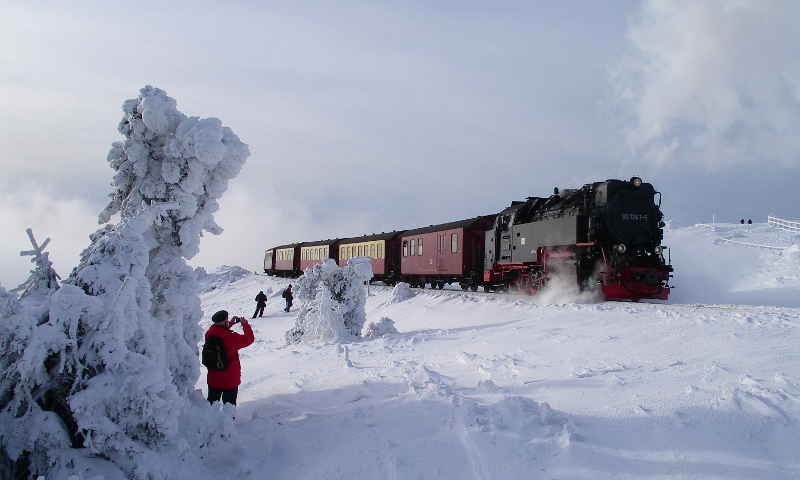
left=282, top=284, right=294, bottom=312
left=205, top=310, right=255, bottom=405
left=253, top=290, right=268, bottom=318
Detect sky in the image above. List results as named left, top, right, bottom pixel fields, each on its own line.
left=1, top=0, right=799, bottom=287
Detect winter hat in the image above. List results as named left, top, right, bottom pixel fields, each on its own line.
left=212, top=310, right=229, bottom=324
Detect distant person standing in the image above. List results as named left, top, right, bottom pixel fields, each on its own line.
left=747, top=219, right=753, bottom=225
left=740, top=219, right=745, bottom=224
left=282, top=284, right=294, bottom=312
left=252, top=290, right=267, bottom=318
left=202, top=310, right=255, bottom=406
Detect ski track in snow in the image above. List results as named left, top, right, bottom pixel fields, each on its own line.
left=194, top=226, right=800, bottom=479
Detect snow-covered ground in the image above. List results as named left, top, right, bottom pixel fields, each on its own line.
left=191, top=223, right=800, bottom=479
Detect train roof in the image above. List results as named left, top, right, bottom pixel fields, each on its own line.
left=269, top=242, right=302, bottom=250
left=400, top=214, right=497, bottom=236
left=300, top=239, right=342, bottom=247
left=339, top=231, right=405, bottom=244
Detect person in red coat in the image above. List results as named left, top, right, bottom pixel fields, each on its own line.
left=205, top=310, right=255, bottom=405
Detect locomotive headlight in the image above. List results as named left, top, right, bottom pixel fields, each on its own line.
left=630, top=177, right=643, bottom=187
left=615, top=243, right=627, bottom=254
left=654, top=246, right=663, bottom=254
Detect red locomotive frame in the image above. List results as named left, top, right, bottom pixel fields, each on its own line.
left=483, top=244, right=670, bottom=300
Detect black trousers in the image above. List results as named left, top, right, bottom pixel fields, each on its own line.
left=284, top=299, right=293, bottom=312
left=253, top=303, right=265, bottom=318
left=208, top=386, right=238, bottom=405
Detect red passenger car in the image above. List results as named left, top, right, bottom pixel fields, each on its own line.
left=338, top=232, right=402, bottom=282
left=399, top=216, right=495, bottom=290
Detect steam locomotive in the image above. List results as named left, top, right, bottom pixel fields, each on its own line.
left=264, top=177, right=673, bottom=301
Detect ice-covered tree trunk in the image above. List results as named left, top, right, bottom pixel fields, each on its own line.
left=0, top=86, right=249, bottom=478
left=286, top=258, right=373, bottom=344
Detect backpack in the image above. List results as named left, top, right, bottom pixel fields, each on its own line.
left=282, top=289, right=288, bottom=298
left=202, top=335, right=228, bottom=371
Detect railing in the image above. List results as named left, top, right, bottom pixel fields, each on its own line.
left=768, top=216, right=800, bottom=232
left=716, top=238, right=787, bottom=251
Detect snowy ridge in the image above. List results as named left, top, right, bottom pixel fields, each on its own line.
left=195, top=265, right=253, bottom=293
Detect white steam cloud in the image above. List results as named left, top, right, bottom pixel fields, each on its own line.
left=615, top=0, right=800, bottom=169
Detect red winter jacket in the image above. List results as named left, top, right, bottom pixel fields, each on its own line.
left=205, top=322, right=255, bottom=390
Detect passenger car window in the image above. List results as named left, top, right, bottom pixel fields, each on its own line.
left=451, top=233, right=458, bottom=253
left=418, top=238, right=423, bottom=256
left=403, top=241, right=408, bottom=257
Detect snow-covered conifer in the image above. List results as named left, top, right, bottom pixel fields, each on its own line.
left=0, top=86, right=249, bottom=478
left=361, top=317, right=399, bottom=337
left=14, top=228, right=60, bottom=299
left=0, top=231, right=70, bottom=476
left=286, top=258, right=373, bottom=344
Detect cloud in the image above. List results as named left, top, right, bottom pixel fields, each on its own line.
left=190, top=180, right=376, bottom=274
left=615, top=0, right=800, bottom=170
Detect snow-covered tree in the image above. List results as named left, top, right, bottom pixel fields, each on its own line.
left=286, top=258, right=373, bottom=344
left=361, top=317, right=398, bottom=338
left=14, top=228, right=61, bottom=299
left=0, top=86, right=249, bottom=478
left=387, top=282, right=415, bottom=304
left=0, top=231, right=70, bottom=476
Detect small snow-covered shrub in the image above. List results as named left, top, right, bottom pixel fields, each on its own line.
left=388, top=282, right=415, bottom=304
left=361, top=317, right=399, bottom=338
left=286, top=258, right=373, bottom=344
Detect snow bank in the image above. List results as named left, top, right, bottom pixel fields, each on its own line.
left=388, top=282, right=415, bottom=304
left=666, top=225, right=800, bottom=306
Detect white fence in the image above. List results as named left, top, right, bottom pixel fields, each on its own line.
left=716, top=238, right=787, bottom=251
left=768, top=216, right=800, bottom=233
